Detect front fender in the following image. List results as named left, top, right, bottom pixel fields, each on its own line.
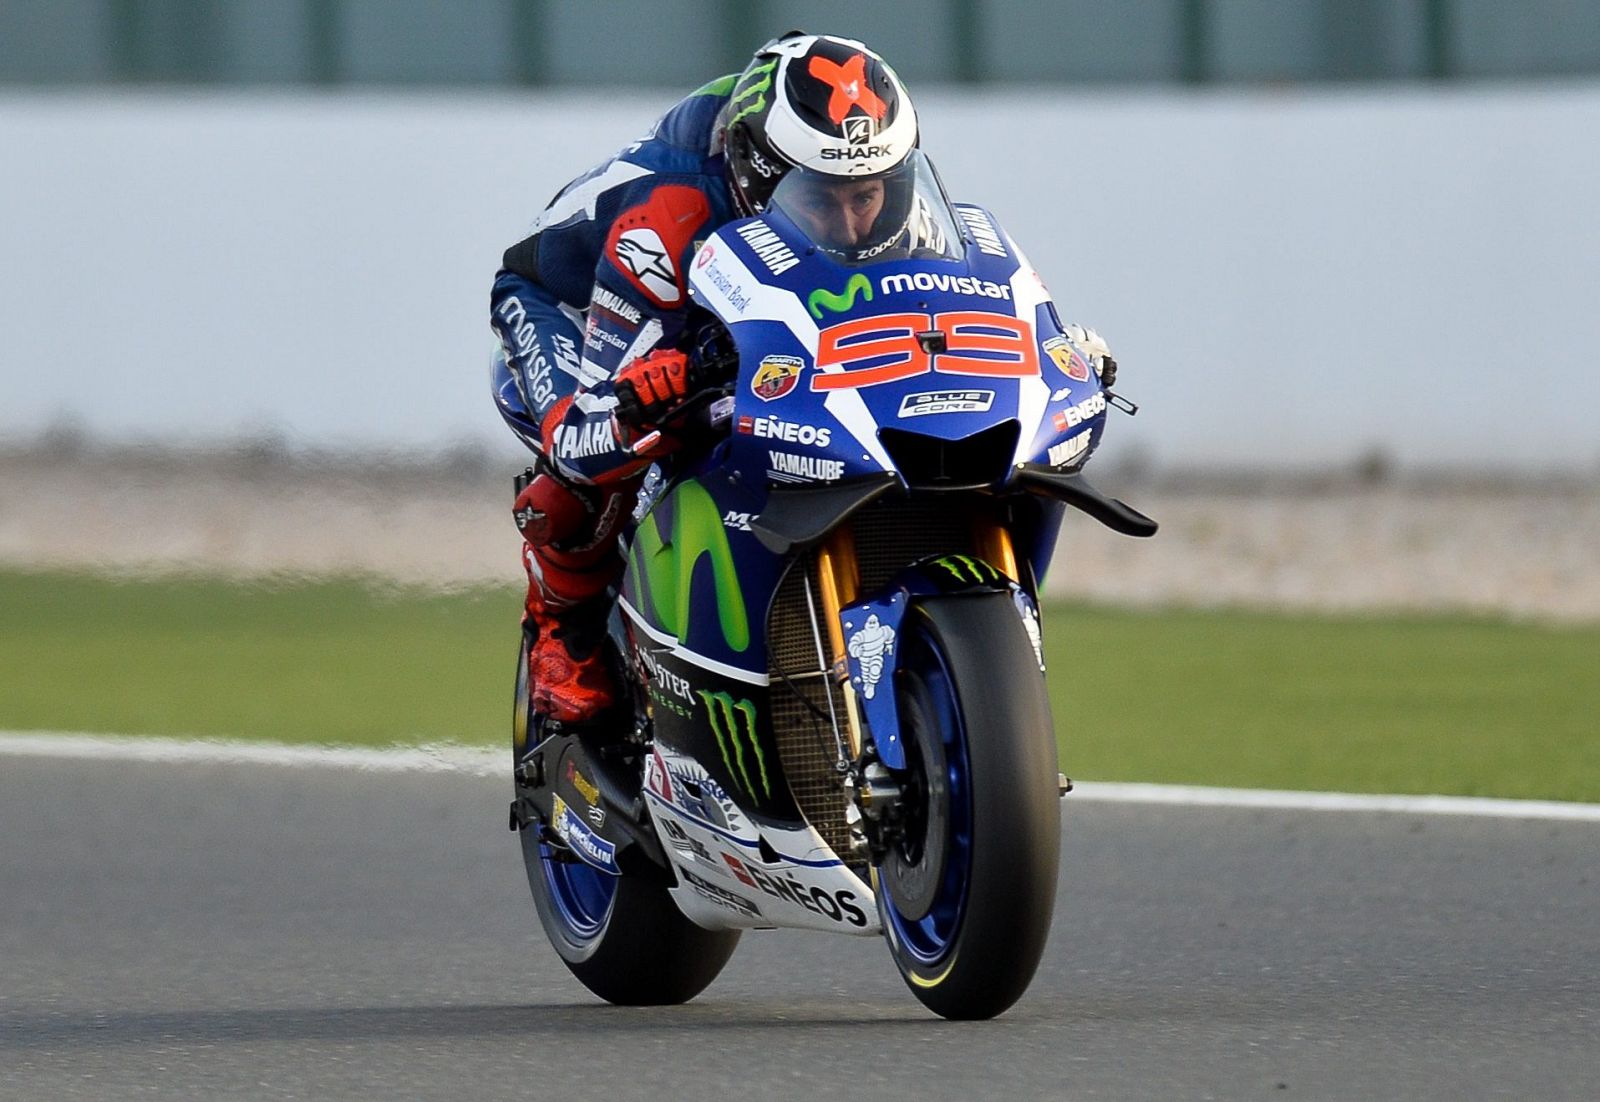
left=838, top=554, right=1045, bottom=770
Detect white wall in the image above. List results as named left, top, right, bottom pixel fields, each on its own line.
left=2, top=84, right=1597, bottom=469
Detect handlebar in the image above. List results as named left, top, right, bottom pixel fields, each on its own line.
left=623, top=384, right=735, bottom=457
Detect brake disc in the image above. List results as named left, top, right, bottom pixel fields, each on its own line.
left=881, top=675, right=949, bottom=921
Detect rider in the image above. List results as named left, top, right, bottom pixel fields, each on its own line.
left=490, top=31, right=920, bottom=726
left=490, top=32, right=1114, bottom=727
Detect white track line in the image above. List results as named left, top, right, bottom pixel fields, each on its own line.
left=4, top=732, right=1600, bottom=822
left=1068, top=781, right=1600, bottom=822
left=0, top=732, right=503, bottom=776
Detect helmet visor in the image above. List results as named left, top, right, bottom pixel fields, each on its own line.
left=768, top=150, right=966, bottom=266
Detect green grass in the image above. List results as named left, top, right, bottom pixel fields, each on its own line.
left=1042, top=604, right=1600, bottom=802
left=2, top=569, right=1597, bottom=801
left=1, top=569, right=517, bottom=747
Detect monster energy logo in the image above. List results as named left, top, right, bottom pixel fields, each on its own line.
left=933, top=554, right=1001, bottom=584
left=697, top=690, right=770, bottom=801
left=807, top=273, right=873, bottom=319
left=728, top=59, right=777, bottom=127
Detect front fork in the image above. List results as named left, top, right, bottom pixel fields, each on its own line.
left=815, top=523, right=865, bottom=761
left=812, top=511, right=1027, bottom=856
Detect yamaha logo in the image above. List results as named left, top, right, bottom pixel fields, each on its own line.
left=843, top=116, right=876, bottom=146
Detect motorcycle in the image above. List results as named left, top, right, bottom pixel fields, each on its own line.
left=508, top=150, right=1156, bottom=1020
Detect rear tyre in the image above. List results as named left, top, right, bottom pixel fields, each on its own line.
left=876, top=592, right=1061, bottom=1019
left=513, top=629, right=739, bottom=1005
left=521, top=832, right=740, bottom=1005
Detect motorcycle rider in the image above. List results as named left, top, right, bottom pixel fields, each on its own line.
left=491, top=32, right=1115, bottom=726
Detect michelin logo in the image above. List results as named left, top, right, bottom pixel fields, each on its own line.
left=553, top=795, right=618, bottom=873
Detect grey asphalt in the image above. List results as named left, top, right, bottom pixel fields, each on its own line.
left=2, top=755, right=1595, bottom=1101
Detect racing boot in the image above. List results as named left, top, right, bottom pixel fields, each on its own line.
left=522, top=565, right=618, bottom=724
left=513, top=462, right=636, bottom=725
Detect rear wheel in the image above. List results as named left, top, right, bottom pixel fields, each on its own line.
left=521, top=831, right=739, bottom=1005
left=876, top=592, right=1061, bottom=1019
left=513, top=630, right=739, bottom=1005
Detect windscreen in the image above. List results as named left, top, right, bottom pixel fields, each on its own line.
left=767, top=149, right=966, bottom=267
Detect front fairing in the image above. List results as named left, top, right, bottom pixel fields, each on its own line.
left=688, top=200, right=1110, bottom=492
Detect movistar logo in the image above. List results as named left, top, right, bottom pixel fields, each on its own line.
left=728, top=59, right=777, bottom=127
left=807, top=273, right=873, bottom=319
left=626, top=479, right=750, bottom=652
left=698, top=690, right=770, bottom=801
left=933, top=554, right=1000, bottom=585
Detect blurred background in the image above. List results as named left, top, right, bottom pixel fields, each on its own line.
left=4, top=0, right=1600, bottom=469
left=1, top=2, right=1596, bottom=791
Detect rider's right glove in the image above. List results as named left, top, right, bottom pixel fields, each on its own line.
left=613, top=348, right=702, bottom=431
left=1064, top=324, right=1118, bottom=388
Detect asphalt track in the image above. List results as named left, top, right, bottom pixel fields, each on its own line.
left=2, top=754, right=1596, bottom=1101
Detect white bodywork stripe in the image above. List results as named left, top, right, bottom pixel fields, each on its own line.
left=1003, top=228, right=1054, bottom=468
left=617, top=596, right=770, bottom=686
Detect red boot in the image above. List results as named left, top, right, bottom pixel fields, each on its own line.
left=523, top=549, right=619, bottom=724
left=514, top=466, right=636, bottom=724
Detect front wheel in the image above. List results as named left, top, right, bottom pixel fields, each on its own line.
left=876, top=592, right=1061, bottom=1019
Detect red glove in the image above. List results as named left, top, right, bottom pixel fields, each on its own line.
left=614, top=349, right=694, bottom=430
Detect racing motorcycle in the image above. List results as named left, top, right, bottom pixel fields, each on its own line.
left=508, top=150, right=1156, bottom=1020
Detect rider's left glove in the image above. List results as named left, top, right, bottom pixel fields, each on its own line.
left=1064, top=324, right=1118, bottom=388
left=613, top=349, right=698, bottom=431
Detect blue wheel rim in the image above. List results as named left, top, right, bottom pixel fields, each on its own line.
left=541, top=844, right=618, bottom=940
left=881, top=632, right=973, bottom=967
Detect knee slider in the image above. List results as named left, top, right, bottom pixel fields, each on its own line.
left=513, top=468, right=592, bottom=547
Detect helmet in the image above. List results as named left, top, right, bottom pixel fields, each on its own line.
left=723, top=32, right=919, bottom=218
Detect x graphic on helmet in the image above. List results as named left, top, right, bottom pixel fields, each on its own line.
left=807, top=54, right=887, bottom=126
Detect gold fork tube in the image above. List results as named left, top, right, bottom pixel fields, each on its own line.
left=973, top=512, right=1020, bottom=583
left=814, top=525, right=864, bottom=759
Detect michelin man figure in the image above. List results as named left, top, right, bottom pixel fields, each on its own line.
left=847, top=613, right=896, bottom=700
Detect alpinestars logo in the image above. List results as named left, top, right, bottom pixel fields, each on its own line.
left=697, top=690, right=770, bottom=802
left=614, top=229, right=679, bottom=304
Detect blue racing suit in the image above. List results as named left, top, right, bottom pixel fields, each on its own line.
left=490, top=76, right=739, bottom=488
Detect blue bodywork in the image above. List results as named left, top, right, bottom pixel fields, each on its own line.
left=617, top=195, right=1103, bottom=787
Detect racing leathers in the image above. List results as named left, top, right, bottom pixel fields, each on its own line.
left=490, top=77, right=738, bottom=723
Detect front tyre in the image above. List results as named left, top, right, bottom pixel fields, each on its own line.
left=876, top=593, right=1061, bottom=1019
